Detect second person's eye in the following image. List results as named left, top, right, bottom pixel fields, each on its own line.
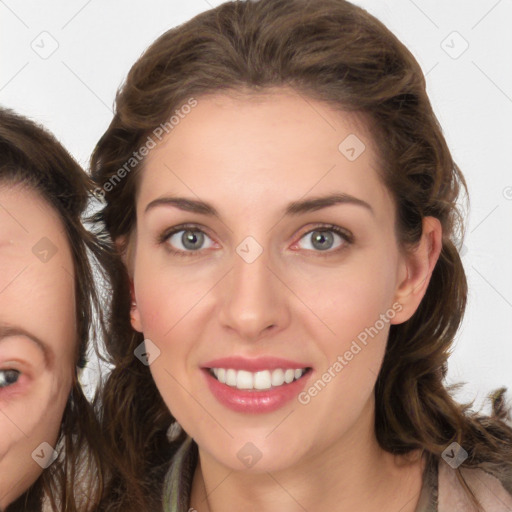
left=0, top=369, right=20, bottom=389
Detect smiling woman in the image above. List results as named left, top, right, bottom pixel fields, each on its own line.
left=0, top=107, right=108, bottom=511
left=90, top=1, right=512, bottom=511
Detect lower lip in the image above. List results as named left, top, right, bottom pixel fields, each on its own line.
left=203, top=369, right=311, bottom=414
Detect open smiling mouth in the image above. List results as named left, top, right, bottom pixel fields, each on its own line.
left=201, top=357, right=314, bottom=413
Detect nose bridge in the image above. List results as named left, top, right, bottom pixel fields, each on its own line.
left=218, top=236, right=289, bottom=340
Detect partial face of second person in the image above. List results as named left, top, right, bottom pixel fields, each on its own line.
left=128, top=90, right=439, bottom=474
left=0, top=184, right=75, bottom=508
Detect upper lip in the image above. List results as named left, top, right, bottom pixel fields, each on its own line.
left=202, top=356, right=312, bottom=372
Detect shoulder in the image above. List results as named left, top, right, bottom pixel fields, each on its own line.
left=438, top=460, right=512, bottom=512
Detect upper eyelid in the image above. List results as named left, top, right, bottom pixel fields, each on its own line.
left=0, top=359, right=32, bottom=376
left=0, top=344, right=44, bottom=375
left=0, top=358, right=27, bottom=367
left=159, top=223, right=217, bottom=244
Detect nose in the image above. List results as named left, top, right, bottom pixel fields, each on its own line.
left=217, top=245, right=291, bottom=342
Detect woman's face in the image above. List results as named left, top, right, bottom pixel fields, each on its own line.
left=0, top=185, right=76, bottom=507
left=129, top=90, right=429, bottom=473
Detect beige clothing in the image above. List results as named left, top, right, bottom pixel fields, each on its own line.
left=437, top=462, right=512, bottom=511
left=164, top=436, right=512, bottom=512
left=415, top=450, right=512, bottom=512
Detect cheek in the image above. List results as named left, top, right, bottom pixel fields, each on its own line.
left=0, top=420, right=22, bottom=460
left=0, top=374, right=69, bottom=460
left=292, top=252, right=399, bottom=342
left=134, top=250, right=217, bottom=337
left=301, top=274, right=391, bottom=394
left=133, top=257, right=218, bottom=419
left=289, top=255, right=398, bottom=403
left=136, top=277, right=202, bottom=338
left=134, top=263, right=205, bottom=400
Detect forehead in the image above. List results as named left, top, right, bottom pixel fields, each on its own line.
left=139, top=90, right=392, bottom=218
left=0, top=184, right=76, bottom=353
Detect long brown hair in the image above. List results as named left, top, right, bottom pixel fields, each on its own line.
left=90, top=1, right=512, bottom=510
left=0, top=107, right=108, bottom=512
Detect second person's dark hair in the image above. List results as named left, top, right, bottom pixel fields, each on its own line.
left=0, top=106, right=109, bottom=512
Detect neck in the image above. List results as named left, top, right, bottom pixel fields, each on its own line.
left=189, top=396, right=426, bottom=512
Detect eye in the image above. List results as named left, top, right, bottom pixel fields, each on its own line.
left=295, top=225, right=353, bottom=253
left=0, top=369, right=20, bottom=388
left=160, top=224, right=216, bottom=255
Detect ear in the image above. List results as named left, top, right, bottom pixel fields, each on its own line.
left=391, top=217, right=443, bottom=325
left=115, top=234, right=143, bottom=333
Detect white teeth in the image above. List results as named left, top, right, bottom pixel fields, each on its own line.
left=217, top=368, right=226, bottom=384
left=236, top=370, right=253, bottom=389
left=271, top=368, right=285, bottom=387
left=226, top=369, right=237, bottom=386
left=254, top=370, right=272, bottom=390
left=284, top=369, right=295, bottom=383
left=210, top=367, right=307, bottom=390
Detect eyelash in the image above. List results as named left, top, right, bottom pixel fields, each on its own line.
left=157, top=222, right=354, bottom=258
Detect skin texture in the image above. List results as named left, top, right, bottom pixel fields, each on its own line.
left=127, top=90, right=442, bottom=512
left=0, top=185, right=75, bottom=509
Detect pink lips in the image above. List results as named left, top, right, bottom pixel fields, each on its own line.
left=201, top=356, right=312, bottom=414
left=202, top=356, right=310, bottom=372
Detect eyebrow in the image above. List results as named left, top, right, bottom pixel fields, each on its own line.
left=0, top=324, right=53, bottom=369
left=144, top=193, right=374, bottom=217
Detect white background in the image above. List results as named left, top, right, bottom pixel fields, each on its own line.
left=1, top=0, right=511, bottom=413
